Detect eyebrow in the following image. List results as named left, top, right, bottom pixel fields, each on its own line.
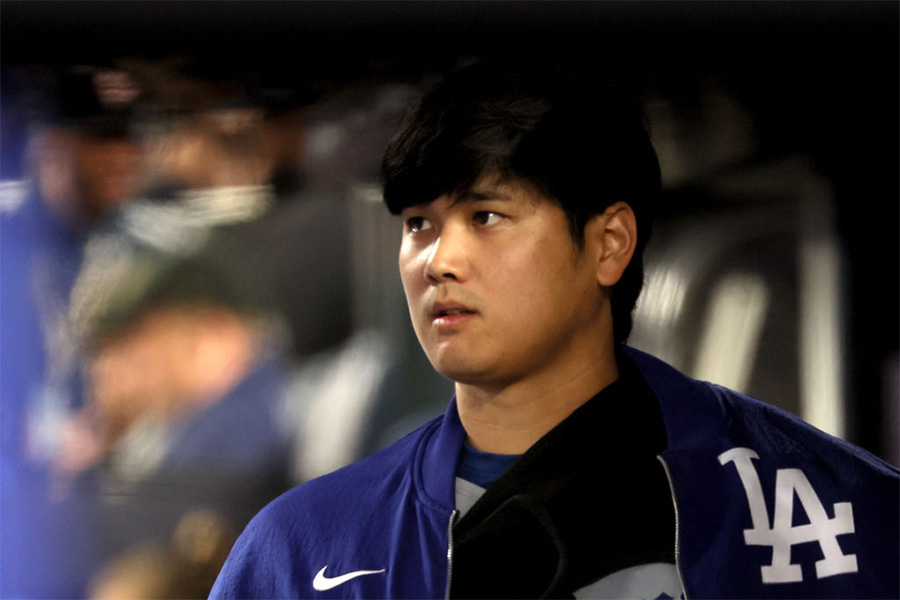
left=448, top=188, right=511, bottom=207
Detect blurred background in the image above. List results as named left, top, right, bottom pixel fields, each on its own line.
left=1, top=2, right=897, bottom=598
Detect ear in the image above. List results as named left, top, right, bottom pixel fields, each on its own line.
left=584, top=201, right=638, bottom=287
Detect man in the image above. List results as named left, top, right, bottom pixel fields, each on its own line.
left=210, top=56, right=899, bottom=599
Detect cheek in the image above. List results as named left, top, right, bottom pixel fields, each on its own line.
left=493, top=243, right=590, bottom=324
left=490, top=236, right=561, bottom=295
left=398, top=249, right=425, bottom=301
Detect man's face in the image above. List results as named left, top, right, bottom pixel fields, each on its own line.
left=89, top=310, right=197, bottom=431
left=399, top=177, right=608, bottom=389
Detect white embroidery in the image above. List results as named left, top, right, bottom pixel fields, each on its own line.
left=312, top=566, right=385, bottom=591
left=718, top=447, right=858, bottom=584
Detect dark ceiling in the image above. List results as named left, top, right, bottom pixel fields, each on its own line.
left=2, top=2, right=896, bottom=79
left=4, top=2, right=895, bottom=156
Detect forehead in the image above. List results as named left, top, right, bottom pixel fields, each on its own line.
left=413, top=174, right=549, bottom=211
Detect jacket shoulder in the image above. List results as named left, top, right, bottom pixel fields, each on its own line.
left=708, top=380, right=899, bottom=478
left=624, top=345, right=899, bottom=477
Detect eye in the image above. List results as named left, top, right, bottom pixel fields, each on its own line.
left=405, top=216, right=433, bottom=233
left=473, top=211, right=503, bottom=227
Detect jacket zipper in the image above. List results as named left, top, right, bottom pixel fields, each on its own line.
left=657, top=455, right=689, bottom=600
left=444, top=509, right=458, bottom=600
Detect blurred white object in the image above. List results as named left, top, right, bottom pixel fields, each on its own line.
left=287, top=330, right=391, bottom=482
left=693, top=274, right=770, bottom=393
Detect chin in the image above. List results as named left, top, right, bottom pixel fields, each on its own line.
left=424, top=337, right=509, bottom=386
left=429, top=352, right=486, bottom=385
left=430, top=357, right=500, bottom=387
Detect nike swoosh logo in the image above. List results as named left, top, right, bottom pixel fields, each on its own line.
left=312, top=566, right=386, bottom=591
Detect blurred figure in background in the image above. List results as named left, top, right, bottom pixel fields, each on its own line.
left=0, top=64, right=146, bottom=598
left=1, top=59, right=331, bottom=598
left=97, top=58, right=352, bottom=360
left=52, top=62, right=330, bottom=588
left=61, top=238, right=297, bottom=574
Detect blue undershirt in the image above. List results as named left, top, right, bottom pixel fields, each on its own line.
left=456, top=444, right=522, bottom=489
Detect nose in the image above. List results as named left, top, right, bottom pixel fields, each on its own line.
left=424, top=225, right=467, bottom=284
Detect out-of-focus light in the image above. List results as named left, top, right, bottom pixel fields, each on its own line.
left=692, top=273, right=770, bottom=393
left=0, top=179, right=30, bottom=214
left=799, top=236, right=844, bottom=439
left=635, top=265, right=689, bottom=333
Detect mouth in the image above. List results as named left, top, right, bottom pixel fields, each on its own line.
left=429, top=301, right=478, bottom=327
left=434, top=308, right=476, bottom=318
left=430, top=301, right=477, bottom=318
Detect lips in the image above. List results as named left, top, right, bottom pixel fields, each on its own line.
left=430, top=301, right=477, bottom=320
left=429, top=300, right=479, bottom=330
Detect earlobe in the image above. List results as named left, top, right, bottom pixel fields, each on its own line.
left=589, top=201, right=637, bottom=287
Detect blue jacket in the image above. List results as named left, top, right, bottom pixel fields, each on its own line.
left=210, top=348, right=899, bottom=599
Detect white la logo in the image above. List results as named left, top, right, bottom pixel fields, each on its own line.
left=718, top=447, right=858, bottom=584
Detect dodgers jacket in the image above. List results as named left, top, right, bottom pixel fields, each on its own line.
left=210, top=347, right=900, bottom=599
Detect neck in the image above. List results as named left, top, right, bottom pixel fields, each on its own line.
left=456, top=339, right=619, bottom=455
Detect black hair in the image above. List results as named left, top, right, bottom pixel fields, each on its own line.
left=381, top=54, right=661, bottom=343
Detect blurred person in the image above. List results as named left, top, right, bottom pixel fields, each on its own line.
left=124, top=56, right=313, bottom=215
left=42, top=65, right=334, bottom=583
left=0, top=64, right=145, bottom=599
left=63, top=247, right=295, bottom=563
left=211, top=54, right=899, bottom=599
left=54, top=65, right=352, bottom=570
left=101, top=62, right=352, bottom=360
left=148, top=105, right=281, bottom=191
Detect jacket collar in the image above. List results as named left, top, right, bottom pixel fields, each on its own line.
left=418, top=396, right=467, bottom=509
left=620, top=345, right=726, bottom=455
